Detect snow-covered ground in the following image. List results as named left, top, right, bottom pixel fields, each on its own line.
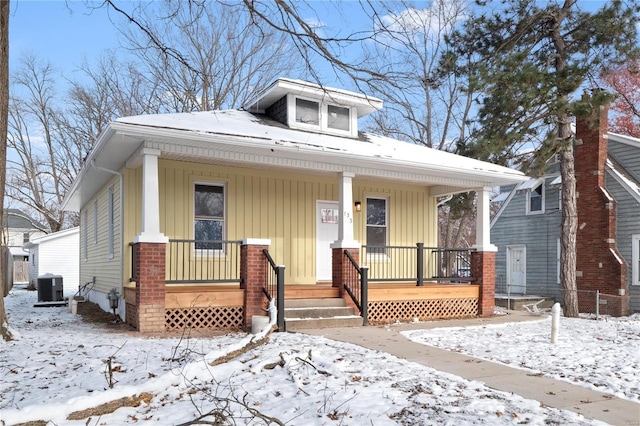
left=403, top=314, right=640, bottom=403
left=1, top=286, right=637, bottom=426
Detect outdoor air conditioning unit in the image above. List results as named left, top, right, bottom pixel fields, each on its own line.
left=37, top=274, right=64, bottom=302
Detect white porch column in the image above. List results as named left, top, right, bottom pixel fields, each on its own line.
left=133, top=148, right=168, bottom=243
left=473, top=187, right=497, bottom=252
left=331, top=172, right=359, bottom=248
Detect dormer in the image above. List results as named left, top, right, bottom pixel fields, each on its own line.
left=243, top=78, right=383, bottom=138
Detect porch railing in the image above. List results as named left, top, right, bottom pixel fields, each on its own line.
left=166, top=239, right=242, bottom=284
left=262, top=249, right=285, bottom=331
left=361, top=243, right=475, bottom=285
left=344, top=250, right=368, bottom=325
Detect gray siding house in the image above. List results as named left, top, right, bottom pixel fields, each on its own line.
left=491, top=108, right=639, bottom=315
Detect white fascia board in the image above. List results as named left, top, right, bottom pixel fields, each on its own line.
left=608, top=132, right=640, bottom=149
left=490, top=187, right=518, bottom=228
left=606, top=162, right=640, bottom=205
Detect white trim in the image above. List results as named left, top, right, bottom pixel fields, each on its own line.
left=526, top=181, right=545, bottom=215
left=474, top=187, right=497, bottom=252
left=633, top=235, right=640, bottom=286
left=93, top=200, right=98, bottom=245
left=82, top=209, right=88, bottom=262
left=490, top=187, right=518, bottom=228
left=606, top=161, right=640, bottom=204
left=108, top=185, right=114, bottom=260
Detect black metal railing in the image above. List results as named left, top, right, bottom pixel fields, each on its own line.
left=263, top=249, right=285, bottom=331
left=166, top=239, right=242, bottom=284
left=129, top=242, right=136, bottom=282
left=344, top=250, right=368, bottom=325
left=361, top=243, right=475, bottom=285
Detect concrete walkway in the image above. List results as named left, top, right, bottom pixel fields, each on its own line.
left=301, top=311, right=640, bottom=426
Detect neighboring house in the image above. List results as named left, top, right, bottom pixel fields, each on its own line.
left=1, top=209, right=47, bottom=293
left=491, top=98, right=639, bottom=316
left=23, top=227, right=80, bottom=293
left=62, top=78, right=528, bottom=332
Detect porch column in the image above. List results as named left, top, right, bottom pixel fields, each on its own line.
left=331, top=172, right=360, bottom=292
left=473, top=187, right=498, bottom=316
left=133, top=148, right=168, bottom=244
left=130, top=242, right=166, bottom=332
left=337, top=172, right=357, bottom=245
left=240, top=239, right=271, bottom=329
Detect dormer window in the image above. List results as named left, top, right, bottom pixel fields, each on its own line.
left=293, top=96, right=353, bottom=135
left=327, top=105, right=349, bottom=131
left=243, top=78, right=383, bottom=138
left=295, top=98, right=319, bottom=125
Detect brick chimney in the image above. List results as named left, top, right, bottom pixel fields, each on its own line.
left=574, top=94, right=629, bottom=316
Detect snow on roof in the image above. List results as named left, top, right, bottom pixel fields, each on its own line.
left=117, top=110, right=525, bottom=181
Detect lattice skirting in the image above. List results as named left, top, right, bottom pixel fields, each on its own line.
left=166, top=306, right=244, bottom=330
left=368, top=298, right=478, bottom=324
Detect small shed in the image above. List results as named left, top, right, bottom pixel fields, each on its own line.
left=23, top=227, right=80, bottom=292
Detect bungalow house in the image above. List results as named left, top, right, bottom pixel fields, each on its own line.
left=491, top=98, right=639, bottom=316
left=62, top=78, right=528, bottom=332
left=23, top=227, right=80, bottom=293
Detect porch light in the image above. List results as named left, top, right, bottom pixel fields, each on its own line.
left=354, top=201, right=362, bottom=212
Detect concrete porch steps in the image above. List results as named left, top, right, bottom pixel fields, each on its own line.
left=284, top=298, right=364, bottom=330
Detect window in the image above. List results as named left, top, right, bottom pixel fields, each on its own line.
left=22, top=232, right=29, bottom=243
left=195, top=184, right=225, bottom=250
left=527, top=183, right=544, bottom=214
left=83, top=209, right=88, bottom=261
left=327, top=105, right=349, bottom=131
left=633, top=235, right=640, bottom=286
left=292, top=97, right=354, bottom=136
left=366, top=197, right=387, bottom=254
left=108, top=186, right=114, bottom=259
left=295, top=98, right=319, bottom=125
left=93, top=200, right=98, bottom=244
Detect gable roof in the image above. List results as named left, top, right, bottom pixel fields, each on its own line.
left=3, top=209, right=47, bottom=231
left=22, top=227, right=79, bottom=250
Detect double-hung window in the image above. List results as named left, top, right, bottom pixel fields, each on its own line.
left=527, top=183, right=544, bottom=214
left=366, top=197, right=387, bottom=254
left=194, top=184, right=225, bottom=250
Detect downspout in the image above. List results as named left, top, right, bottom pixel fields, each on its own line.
left=91, top=160, right=125, bottom=312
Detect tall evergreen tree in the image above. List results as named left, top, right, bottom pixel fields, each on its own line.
left=444, top=0, right=639, bottom=316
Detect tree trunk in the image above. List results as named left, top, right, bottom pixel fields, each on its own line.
left=559, top=122, right=579, bottom=317
left=0, top=0, right=14, bottom=341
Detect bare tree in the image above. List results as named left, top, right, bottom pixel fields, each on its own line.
left=5, top=55, right=77, bottom=232
left=114, top=1, right=304, bottom=111
left=1, top=0, right=14, bottom=341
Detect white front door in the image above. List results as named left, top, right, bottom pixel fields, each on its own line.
left=507, top=245, right=526, bottom=294
left=316, top=201, right=339, bottom=281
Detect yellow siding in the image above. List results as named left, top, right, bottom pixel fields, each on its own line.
left=123, top=160, right=438, bottom=285
left=79, top=176, right=123, bottom=294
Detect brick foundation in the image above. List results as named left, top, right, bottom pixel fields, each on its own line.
left=130, top=242, right=167, bottom=332
left=575, top=99, right=628, bottom=316
left=241, top=243, right=269, bottom=328
left=471, top=251, right=496, bottom=316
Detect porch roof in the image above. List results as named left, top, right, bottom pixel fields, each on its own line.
left=63, top=109, right=528, bottom=211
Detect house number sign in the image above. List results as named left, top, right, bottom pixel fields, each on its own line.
left=321, top=209, right=339, bottom=224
